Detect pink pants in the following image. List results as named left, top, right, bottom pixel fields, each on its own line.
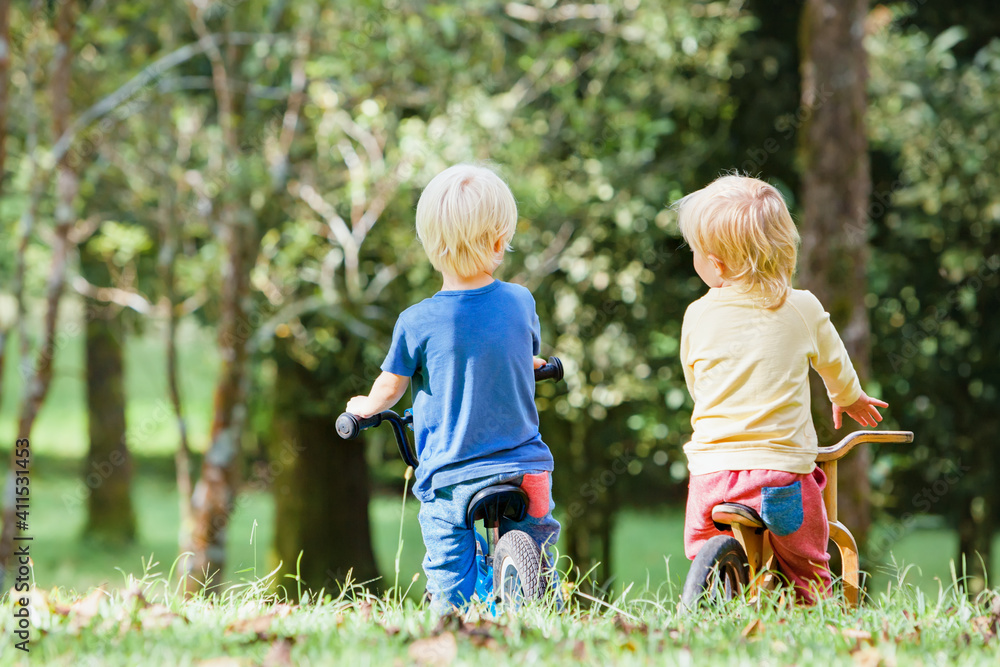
left=684, top=467, right=832, bottom=604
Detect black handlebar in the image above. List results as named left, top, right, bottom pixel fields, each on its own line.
left=337, top=409, right=419, bottom=468
left=337, top=356, right=564, bottom=470
left=335, top=412, right=383, bottom=440
left=535, top=356, right=563, bottom=382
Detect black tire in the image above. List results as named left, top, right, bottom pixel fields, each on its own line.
left=493, top=530, right=542, bottom=605
left=681, top=535, right=749, bottom=609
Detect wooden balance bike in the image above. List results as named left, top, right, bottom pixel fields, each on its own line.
left=681, top=430, right=914, bottom=608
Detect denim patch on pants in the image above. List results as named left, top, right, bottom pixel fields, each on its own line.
left=760, top=481, right=804, bottom=536
left=418, top=470, right=561, bottom=615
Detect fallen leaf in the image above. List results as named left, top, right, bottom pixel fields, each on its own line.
left=843, top=627, right=875, bottom=654
left=433, top=612, right=462, bottom=634
left=457, top=619, right=501, bottom=649
left=408, top=632, right=458, bottom=666
left=972, top=615, right=996, bottom=641
left=122, top=585, right=149, bottom=610
left=470, top=635, right=499, bottom=650
left=262, top=638, right=294, bottom=667
left=272, top=603, right=296, bottom=618
left=851, top=646, right=889, bottom=667
left=68, top=588, right=107, bottom=633
left=226, top=613, right=276, bottom=637
left=741, top=618, right=764, bottom=638
left=984, top=594, right=1000, bottom=640
left=141, top=604, right=187, bottom=631
left=614, top=613, right=648, bottom=635
left=354, top=601, right=373, bottom=622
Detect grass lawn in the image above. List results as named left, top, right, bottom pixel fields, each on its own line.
left=4, top=555, right=1000, bottom=666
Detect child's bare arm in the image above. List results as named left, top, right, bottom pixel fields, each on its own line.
left=833, top=392, right=889, bottom=429
left=346, top=372, right=410, bottom=418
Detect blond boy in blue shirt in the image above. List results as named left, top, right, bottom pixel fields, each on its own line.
left=346, top=165, right=559, bottom=614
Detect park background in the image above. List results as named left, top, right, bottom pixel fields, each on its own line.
left=0, top=0, right=998, bottom=608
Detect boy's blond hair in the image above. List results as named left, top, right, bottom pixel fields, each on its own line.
left=676, top=175, right=799, bottom=308
left=415, top=164, right=517, bottom=279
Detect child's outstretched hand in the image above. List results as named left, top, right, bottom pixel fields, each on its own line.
left=833, top=392, right=889, bottom=429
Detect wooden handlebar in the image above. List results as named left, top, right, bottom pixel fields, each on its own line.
left=815, top=430, right=913, bottom=462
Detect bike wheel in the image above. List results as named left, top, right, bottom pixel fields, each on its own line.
left=681, top=535, right=750, bottom=609
left=493, top=530, right=542, bottom=606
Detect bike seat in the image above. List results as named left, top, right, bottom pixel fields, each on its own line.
left=712, top=503, right=765, bottom=531
left=466, top=484, right=528, bottom=529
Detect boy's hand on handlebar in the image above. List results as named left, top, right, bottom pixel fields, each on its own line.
left=533, top=357, right=546, bottom=369
left=346, top=372, right=410, bottom=418
left=833, top=392, right=889, bottom=429
left=346, top=396, right=380, bottom=419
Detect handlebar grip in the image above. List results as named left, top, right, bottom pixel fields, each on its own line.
left=336, top=412, right=382, bottom=440
left=534, top=356, right=564, bottom=382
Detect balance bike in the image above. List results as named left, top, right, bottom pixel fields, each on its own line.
left=681, top=430, right=914, bottom=608
left=336, top=357, right=564, bottom=609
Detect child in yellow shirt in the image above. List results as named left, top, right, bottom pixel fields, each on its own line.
left=676, top=174, right=887, bottom=603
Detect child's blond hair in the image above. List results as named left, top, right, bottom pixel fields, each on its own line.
left=676, top=175, right=799, bottom=308
left=415, top=164, right=517, bottom=279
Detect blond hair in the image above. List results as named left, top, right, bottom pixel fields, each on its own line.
left=676, top=175, right=799, bottom=308
left=415, top=164, right=517, bottom=279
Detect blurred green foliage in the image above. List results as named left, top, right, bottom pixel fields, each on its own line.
left=866, top=8, right=1000, bottom=561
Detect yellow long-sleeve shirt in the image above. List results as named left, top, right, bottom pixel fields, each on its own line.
left=680, top=286, right=863, bottom=476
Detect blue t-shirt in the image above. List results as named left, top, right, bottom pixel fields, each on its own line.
left=381, top=280, right=554, bottom=502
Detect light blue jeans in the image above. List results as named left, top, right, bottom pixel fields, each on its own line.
left=418, top=470, right=561, bottom=615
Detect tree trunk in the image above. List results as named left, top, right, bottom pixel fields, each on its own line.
left=181, top=0, right=256, bottom=594
left=956, top=494, right=992, bottom=597
left=270, top=338, right=379, bottom=596
left=0, top=0, right=77, bottom=588
left=797, top=0, right=873, bottom=548
left=0, top=0, right=12, bottom=426
left=158, top=190, right=194, bottom=550
left=184, top=208, right=254, bottom=592
left=557, top=414, right=622, bottom=594
left=81, top=249, right=136, bottom=543
left=0, top=0, right=8, bottom=202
